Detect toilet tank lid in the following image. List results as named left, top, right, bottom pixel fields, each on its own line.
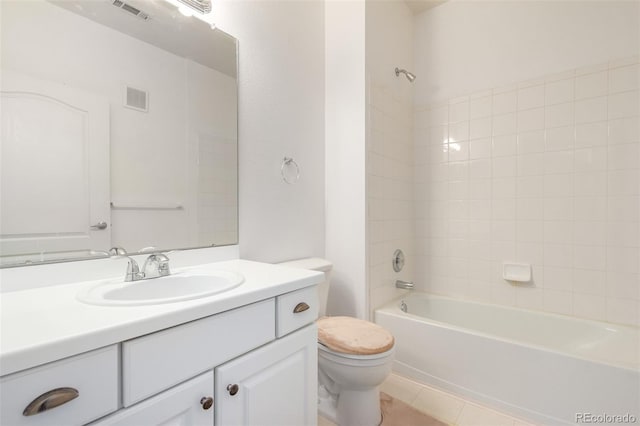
left=278, top=257, right=333, bottom=272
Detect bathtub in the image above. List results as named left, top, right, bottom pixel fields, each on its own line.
left=375, top=293, right=639, bottom=425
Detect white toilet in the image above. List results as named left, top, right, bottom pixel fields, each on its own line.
left=279, top=258, right=395, bottom=426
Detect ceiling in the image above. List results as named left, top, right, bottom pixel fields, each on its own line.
left=404, top=0, right=448, bottom=14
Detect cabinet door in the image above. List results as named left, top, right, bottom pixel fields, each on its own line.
left=215, top=324, right=317, bottom=426
left=92, top=371, right=213, bottom=426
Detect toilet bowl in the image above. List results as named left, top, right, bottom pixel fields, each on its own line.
left=278, top=258, right=395, bottom=426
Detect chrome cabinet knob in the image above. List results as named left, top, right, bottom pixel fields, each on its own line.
left=200, top=396, right=213, bottom=410
left=227, top=384, right=239, bottom=396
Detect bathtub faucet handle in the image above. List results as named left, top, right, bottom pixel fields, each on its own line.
left=395, top=280, right=414, bottom=290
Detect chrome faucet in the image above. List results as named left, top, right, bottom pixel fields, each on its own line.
left=105, top=247, right=145, bottom=282
left=107, top=247, right=170, bottom=282
left=395, top=280, right=414, bottom=290
left=142, top=253, right=171, bottom=279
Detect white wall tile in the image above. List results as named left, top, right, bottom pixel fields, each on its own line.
left=517, top=107, right=545, bottom=132
left=575, top=97, right=608, bottom=123
left=492, top=90, right=517, bottom=115
left=517, top=153, right=545, bottom=176
left=608, top=64, right=639, bottom=94
left=518, top=130, right=545, bottom=154
left=574, top=245, right=606, bottom=270
left=449, top=121, right=470, bottom=142
left=575, top=71, right=608, bottom=100
left=492, top=134, right=517, bottom=157
left=449, top=99, right=470, bottom=123
left=518, top=84, right=545, bottom=110
left=517, top=198, right=544, bottom=220
left=545, top=126, right=574, bottom=151
left=543, top=288, right=573, bottom=315
left=608, top=143, right=639, bottom=170
left=469, top=117, right=492, bottom=139
left=469, top=179, right=491, bottom=199
left=492, top=156, right=517, bottom=177
left=573, top=293, right=606, bottom=321
left=574, top=146, right=607, bottom=172
left=608, top=169, right=639, bottom=195
left=470, top=95, right=492, bottom=119
left=545, top=102, right=574, bottom=128
left=544, top=150, right=574, bottom=174
left=544, top=173, right=573, bottom=197
left=574, top=220, right=607, bottom=246
left=608, top=90, right=639, bottom=119
left=492, top=178, right=516, bottom=199
left=449, top=141, right=470, bottom=161
left=517, top=176, right=544, bottom=198
left=575, top=122, right=608, bottom=147
left=608, top=196, right=639, bottom=222
left=545, top=78, right=574, bottom=105
left=573, top=197, right=607, bottom=222
left=544, top=197, right=573, bottom=221
left=469, top=159, right=492, bottom=179
left=607, top=298, right=638, bottom=326
left=470, top=138, right=492, bottom=159
left=609, top=117, right=640, bottom=144
left=516, top=220, right=544, bottom=243
left=607, top=221, right=639, bottom=247
left=492, top=113, right=517, bottom=136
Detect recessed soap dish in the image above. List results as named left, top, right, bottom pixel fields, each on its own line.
left=503, top=263, right=531, bottom=283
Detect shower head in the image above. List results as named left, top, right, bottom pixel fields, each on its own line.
left=395, top=67, right=416, bottom=82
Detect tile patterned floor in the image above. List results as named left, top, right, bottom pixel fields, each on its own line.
left=319, top=373, right=537, bottom=426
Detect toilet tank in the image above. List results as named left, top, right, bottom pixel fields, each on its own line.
left=278, top=258, right=332, bottom=317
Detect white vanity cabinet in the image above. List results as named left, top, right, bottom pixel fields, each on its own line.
left=88, top=286, right=318, bottom=426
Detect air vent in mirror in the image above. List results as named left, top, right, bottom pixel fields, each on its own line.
left=124, top=86, right=149, bottom=112
left=111, top=0, right=150, bottom=21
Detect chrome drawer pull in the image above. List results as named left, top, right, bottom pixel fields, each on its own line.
left=293, top=302, right=310, bottom=314
left=23, top=387, right=79, bottom=416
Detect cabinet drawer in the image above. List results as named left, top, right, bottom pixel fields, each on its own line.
left=0, top=345, right=119, bottom=426
left=122, top=299, right=275, bottom=406
left=276, top=285, right=318, bottom=337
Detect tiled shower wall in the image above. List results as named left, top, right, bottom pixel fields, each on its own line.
left=414, top=57, right=640, bottom=326
left=368, top=82, right=415, bottom=317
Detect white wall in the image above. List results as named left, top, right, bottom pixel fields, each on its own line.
left=324, top=0, right=367, bottom=318
left=213, top=1, right=326, bottom=264
left=413, top=0, right=640, bottom=326
left=415, top=0, right=640, bottom=105
left=366, top=0, right=415, bottom=317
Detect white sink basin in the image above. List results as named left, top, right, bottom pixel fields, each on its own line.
left=77, top=270, right=244, bottom=306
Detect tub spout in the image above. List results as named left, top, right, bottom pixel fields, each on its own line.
left=395, top=280, right=414, bottom=289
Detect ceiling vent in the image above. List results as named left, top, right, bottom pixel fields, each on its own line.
left=111, top=0, right=150, bottom=21
left=124, top=86, right=149, bottom=112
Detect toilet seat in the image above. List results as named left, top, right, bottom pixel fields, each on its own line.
left=317, top=316, right=395, bottom=356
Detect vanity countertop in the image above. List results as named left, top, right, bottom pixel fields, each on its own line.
left=0, top=259, right=322, bottom=376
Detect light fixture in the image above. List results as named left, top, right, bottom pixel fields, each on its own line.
left=163, top=0, right=215, bottom=27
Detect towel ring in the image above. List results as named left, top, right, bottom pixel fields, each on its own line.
left=281, top=157, right=300, bottom=184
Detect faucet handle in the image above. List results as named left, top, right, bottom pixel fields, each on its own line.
left=143, top=253, right=171, bottom=278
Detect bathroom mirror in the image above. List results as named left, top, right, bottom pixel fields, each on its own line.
left=0, top=0, right=238, bottom=267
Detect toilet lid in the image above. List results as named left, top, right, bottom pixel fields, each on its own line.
left=317, top=316, right=394, bottom=355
